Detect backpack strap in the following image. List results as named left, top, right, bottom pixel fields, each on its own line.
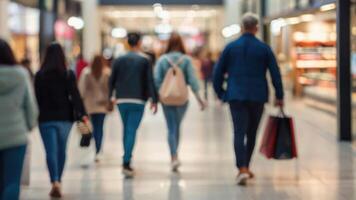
left=166, top=56, right=186, bottom=68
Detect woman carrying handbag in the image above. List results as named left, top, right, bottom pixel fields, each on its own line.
left=35, top=43, right=88, bottom=198
left=79, top=55, right=111, bottom=162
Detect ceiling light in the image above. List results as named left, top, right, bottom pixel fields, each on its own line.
left=67, top=16, right=84, bottom=30
left=300, top=14, right=315, bottom=22
left=111, top=27, right=127, bottom=38
left=320, top=3, right=336, bottom=12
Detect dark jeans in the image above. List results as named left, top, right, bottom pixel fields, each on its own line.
left=0, top=145, right=26, bottom=200
left=204, top=78, right=211, bottom=100
left=90, top=113, right=106, bottom=154
left=117, top=103, right=145, bottom=165
left=39, top=121, right=72, bottom=183
left=162, top=103, right=188, bottom=157
left=229, top=101, right=264, bottom=169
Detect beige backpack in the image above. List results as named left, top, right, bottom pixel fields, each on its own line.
left=159, top=56, right=189, bottom=106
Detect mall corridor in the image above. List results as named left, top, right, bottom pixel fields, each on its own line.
left=20, top=100, right=355, bottom=200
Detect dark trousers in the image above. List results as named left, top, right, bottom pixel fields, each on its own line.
left=0, top=145, right=26, bottom=200
left=229, top=101, right=264, bottom=169
left=90, top=113, right=106, bottom=154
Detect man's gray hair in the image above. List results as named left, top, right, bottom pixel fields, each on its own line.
left=241, top=12, right=259, bottom=30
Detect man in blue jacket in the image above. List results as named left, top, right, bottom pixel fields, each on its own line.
left=213, top=13, right=284, bottom=186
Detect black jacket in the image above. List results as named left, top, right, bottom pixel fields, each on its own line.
left=109, top=52, right=158, bottom=103
left=35, top=69, right=86, bottom=123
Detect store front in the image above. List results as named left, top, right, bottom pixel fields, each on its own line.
left=262, top=0, right=354, bottom=141
left=8, top=1, right=40, bottom=71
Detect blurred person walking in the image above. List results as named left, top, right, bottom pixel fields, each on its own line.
left=35, top=43, right=87, bottom=198
left=213, top=13, right=284, bottom=186
left=79, top=55, right=111, bottom=162
left=200, top=51, right=215, bottom=101
left=154, top=33, right=206, bottom=172
left=75, top=53, right=88, bottom=79
left=109, top=32, right=158, bottom=178
left=0, top=39, right=38, bottom=200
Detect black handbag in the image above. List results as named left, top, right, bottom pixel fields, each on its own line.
left=65, top=70, right=92, bottom=147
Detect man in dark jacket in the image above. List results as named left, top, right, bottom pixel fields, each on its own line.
left=109, top=32, right=158, bottom=178
left=213, top=13, right=284, bottom=186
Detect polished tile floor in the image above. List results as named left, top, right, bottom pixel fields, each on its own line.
left=20, top=98, right=356, bottom=200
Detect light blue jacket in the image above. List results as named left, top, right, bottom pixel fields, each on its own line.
left=0, top=66, right=38, bottom=150
left=154, top=52, right=200, bottom=93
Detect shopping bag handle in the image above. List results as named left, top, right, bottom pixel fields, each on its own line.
left=278, top=107, right=286, bottom=117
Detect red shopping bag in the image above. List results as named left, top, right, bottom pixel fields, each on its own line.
left=260, top=110, right=298, bottom=159
left=260, top=115, right=279, bottom=159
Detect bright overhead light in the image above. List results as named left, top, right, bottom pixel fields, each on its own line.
left=67, top=16, right=84, bottom=30
left=153, top=3, right=163, bottom=14
left=320, top=3, right=336, bottom=12
left=300, top=14, right=315, bottom=22
left=111, top=27, right=127, bottom=38
left=286, top=17, right=300, bottom=25
left=271, top=18, right=286, bottom=35
left=155, top=23, right=173, bottom=34
left=222, top=24, right=241, bottom=38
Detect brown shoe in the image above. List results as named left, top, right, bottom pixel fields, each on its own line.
left=49, top=185, right=62, bottom=198
left=248, top=171, right=255, bottom=179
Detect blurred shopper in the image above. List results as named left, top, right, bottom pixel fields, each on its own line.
left=213, top=13, right=284, bottom=186
left=79, top=55, right=111, bottom=162
left=154, top=33, right=206, bottom=172
left=109, top=32, right=158, bottom=178
left=200, top=51, right=215, bottom=101
left=0, top=39, right=38, bottom=200
left=35, top=43, right=87, bottom=197
left=75, top=53, right=88, bottom=79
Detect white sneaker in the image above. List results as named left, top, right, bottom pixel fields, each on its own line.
left=236, top=173, right=249, bottom=186
left=122, top=166, right=135, bottom=178
left=171, top=160, right=181, bottom=172
left=95, top=153, right=103, bottom=163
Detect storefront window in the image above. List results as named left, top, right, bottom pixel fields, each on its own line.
left=269, top=9, right=337, bottom=113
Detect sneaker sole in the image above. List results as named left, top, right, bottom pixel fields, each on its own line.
left=122, top=169, right=135, bottom=178
left=237, top=177, right=248, bottom=186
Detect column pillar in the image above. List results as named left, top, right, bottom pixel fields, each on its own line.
left=39, top=0, right=58, bottom=59
left=0, top=0, right=10, bottom=40
left=337, top=0, right=352, bottom=141
left=82, top=0, right=101, bottom=61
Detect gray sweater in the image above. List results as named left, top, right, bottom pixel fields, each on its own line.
left=0, top=65, right=38, bottom=150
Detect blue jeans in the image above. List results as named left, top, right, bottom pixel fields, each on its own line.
left=39, top=121, right=72, bottom=183
left=0, top=145, right=26, bottom=200
left=117, top=103, right=145, bottom=165
left=162, top=103, right=188, bottom=157
left=229, top=101, right=264, bottom=168
left=90, top=113, right=106, bottom=154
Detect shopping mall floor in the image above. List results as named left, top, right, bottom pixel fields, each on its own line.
left=20, top=97, right=356, bottom=200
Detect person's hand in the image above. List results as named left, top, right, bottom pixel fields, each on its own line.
left=82, top=115, right=89, bottom=123
left=199, top=100, right=207, bottom=111
left=150, top=103, right=158, bottom=114
left=107, top=101, right=114, bottom=112
left=275, top=99, right=284, bottom=108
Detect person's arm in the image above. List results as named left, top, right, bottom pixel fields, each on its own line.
left=108, top=59, right=119, bottom=101
left=78, top=70, right=87, bottom=99
left=145, top=59, right=158, bottom=114
left=266, top=47, right=284, bottom=106
left=68, top=70, right=87, bottom=120
left=23, top=71, right=38, bottom=131
left=153, top=57, right=165, bottom=91
left=185, top=57, right=206, bottom=110
left=213, top=47, right=229, bottom=100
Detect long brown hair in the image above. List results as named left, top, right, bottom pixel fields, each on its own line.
left=165, top=32, right=186, bottom=54
left=91, top=55, right=105, bottom=80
